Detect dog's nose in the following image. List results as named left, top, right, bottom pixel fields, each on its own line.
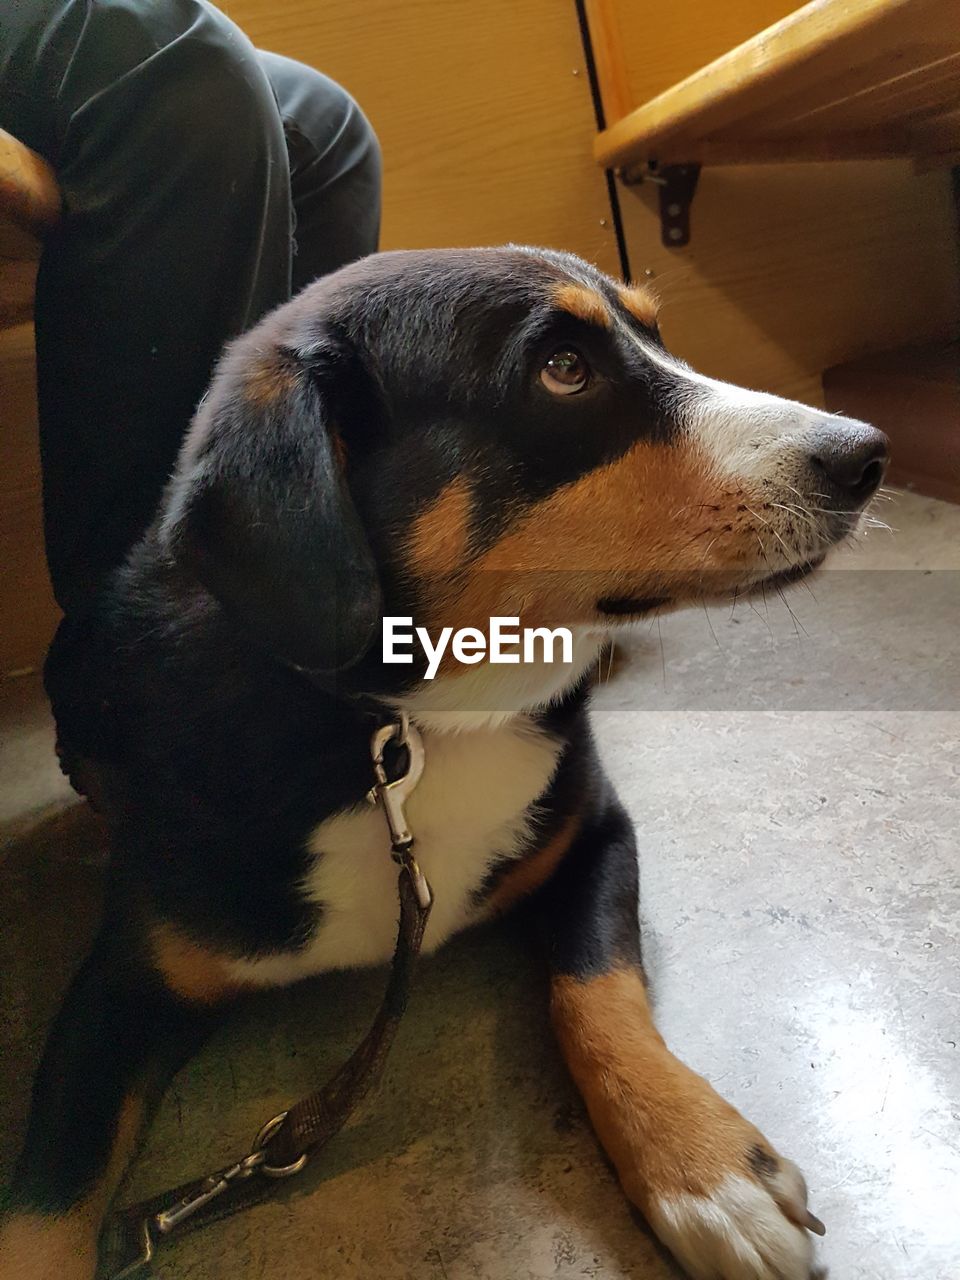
left=809, top=419, right=889, bottom=503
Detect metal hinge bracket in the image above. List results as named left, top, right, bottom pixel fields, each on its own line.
left=618, top=161, right=701, bottom=247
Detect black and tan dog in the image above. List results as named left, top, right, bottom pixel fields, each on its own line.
left=0, top=247, right=887, bottom=1279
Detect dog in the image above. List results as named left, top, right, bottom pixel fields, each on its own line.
left=0, top=246, right=887, bottom=1280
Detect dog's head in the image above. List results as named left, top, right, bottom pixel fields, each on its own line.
left=162, top=247, right=887, bottom=711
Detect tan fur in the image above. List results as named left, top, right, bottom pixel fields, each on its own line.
left=552, top=969, right=772, bottom=1214
left=553, top=282, right=611, bottom=328
left=0, top=1096, right=143, bottom=1280
left=150, top=921, right=242, bottom=1005
left=418, top=440, right=751, bottom=676
left=0, top=1210, right=98, bottom=1280
left=485, top=811, right=582, bottom=914
left=407, top=477, right=472, bottom=577
left=245, top=355, right=297, bottom=407
left=619, top=283, right=659, bottom=329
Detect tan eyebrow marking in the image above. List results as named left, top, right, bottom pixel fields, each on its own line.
left=553, top=282, right=612, bottom=328
left=618, top=283, right=659, bottom=329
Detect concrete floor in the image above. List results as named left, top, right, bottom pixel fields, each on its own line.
left=1, top=487, right=958, bottom=1280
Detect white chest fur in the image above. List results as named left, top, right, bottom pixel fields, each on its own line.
left=225, top=718, right=562, bottom=987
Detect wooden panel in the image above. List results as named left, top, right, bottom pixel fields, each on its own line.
left=0, top=258, right=39, bottom=330
left=223, top=0, right=620, bottom=270
left=0, top=324, right=60, bottom=676
left=582, top=0, right=634, bottom=123
left=918, top=107, right=960, bottom=156
left=613, top=0, right=800, bottom=111
left=595, top=0, right=960, bottom=170
left=824, top=342, right=960, bottom=502
left=0, top=141, right=56, bottom=673
left=761, top=49, right=960, bottom=135
left=661, top=134, right=914, bottom=163
left=619, top=159, right=960, bottom=404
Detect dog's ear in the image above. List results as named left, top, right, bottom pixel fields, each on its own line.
left=161, top=337, right=380, bottom=673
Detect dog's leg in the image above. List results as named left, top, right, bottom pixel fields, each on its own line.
left=535, top=803, right=821, bottom=1280
left=0, top=925, right=225, bottom=1280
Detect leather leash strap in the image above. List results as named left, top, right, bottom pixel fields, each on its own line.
left=98, top=717, right=430, bottom=1280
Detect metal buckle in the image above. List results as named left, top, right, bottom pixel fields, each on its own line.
left=367, top=714, right=425, bottom=854
left=253, top=1110, right=310, bottom=1179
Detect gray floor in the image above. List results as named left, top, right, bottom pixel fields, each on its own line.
left=1, top=488, right=958, bottom=1280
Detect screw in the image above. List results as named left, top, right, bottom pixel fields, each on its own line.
left=667, top=202, right=681, bottom=216
left=668, top=226, right=684, bottom=242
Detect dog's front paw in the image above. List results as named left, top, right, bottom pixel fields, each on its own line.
left=646, top=1141, right=824, bottom=1280
left=552, top=971, right=824, bottom=1280
left=604, top=1057, right=824, bottom=1280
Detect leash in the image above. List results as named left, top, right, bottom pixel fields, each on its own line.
left=98, top=715, right=431, bottom=1280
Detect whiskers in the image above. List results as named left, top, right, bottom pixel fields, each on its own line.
left=595, top=639, right=617, bottom=686
left=766, top=481, right=897, bottom=559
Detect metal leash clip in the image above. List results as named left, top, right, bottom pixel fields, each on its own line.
left=367, top=714, right=431, bottom=911
left=104, top=1111, right=305, bottom=1279
left=152, top=1110, right=306, bottom=1234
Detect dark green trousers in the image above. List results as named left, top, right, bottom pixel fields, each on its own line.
left=1, top=0, right=381, bottom=612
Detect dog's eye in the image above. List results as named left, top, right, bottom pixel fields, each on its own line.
left=540, top=349, right=590, bottom=395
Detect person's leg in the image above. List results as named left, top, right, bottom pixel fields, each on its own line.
left=3, top=0, right=294, bottom=614
left=257, top=50, right=381, bottom=292
left=1, top=5, right=383, bottom=611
